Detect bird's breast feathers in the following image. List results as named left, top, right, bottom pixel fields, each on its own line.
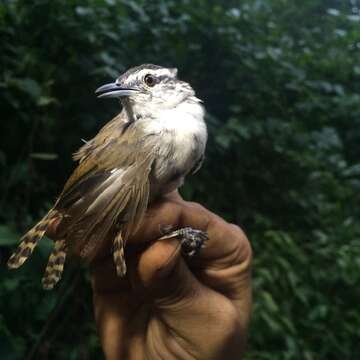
left=142, top=99, right=207, bottom=174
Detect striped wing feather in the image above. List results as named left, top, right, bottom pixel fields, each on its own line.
left=8, top=111, right=157, bottom=285
left=55, top=112, right=157, bottom=261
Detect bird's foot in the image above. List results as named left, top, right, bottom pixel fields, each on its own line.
left=158, top=226, right=208, bottom=257
left=158, top=224, right=174, bottom=236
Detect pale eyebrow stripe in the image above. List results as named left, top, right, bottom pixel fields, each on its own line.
left=136, top=69, right=172, bottom=79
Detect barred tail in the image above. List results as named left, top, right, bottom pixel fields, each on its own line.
left=7, top=210, right=57, bottom=269
left=42, top=239, right=67, bottom=290
left=113, top=232, right=127, bottom=277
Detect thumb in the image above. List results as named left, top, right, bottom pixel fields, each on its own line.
left=130, top=238, right=201, bottom=307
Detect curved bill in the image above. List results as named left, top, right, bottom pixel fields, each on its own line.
left=95, top=82, right=138, bottom=98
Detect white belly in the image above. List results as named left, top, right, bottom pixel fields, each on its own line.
left=143, top=100, right=207, bottom=182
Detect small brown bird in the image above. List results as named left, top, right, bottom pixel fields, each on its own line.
left=7, top=64, right=208, bottom=289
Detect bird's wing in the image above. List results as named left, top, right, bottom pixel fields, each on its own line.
left=71, top=112, right=130, bottom=164
left=55, top=111, right=157, bottom=261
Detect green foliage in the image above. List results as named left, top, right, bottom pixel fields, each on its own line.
left=0, top=0, right=359, bottom=358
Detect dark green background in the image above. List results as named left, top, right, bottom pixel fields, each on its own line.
left=0, top=0, right=359, bottom=359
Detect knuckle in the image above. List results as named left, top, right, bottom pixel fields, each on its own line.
left=226, top=224, right=253, bottom=268
left=232, top=225, right=252, bottom=260
left=185, top=201, right=206, bottom=212
left=214, top=300, right=242, bottom=338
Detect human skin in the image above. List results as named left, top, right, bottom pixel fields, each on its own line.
left=48, top=191, right=252, bottom=360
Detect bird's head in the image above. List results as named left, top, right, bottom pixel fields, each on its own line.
left=95, top=64, right=199, bottom=113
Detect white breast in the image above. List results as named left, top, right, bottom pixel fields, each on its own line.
left=159, top=100, right=206, bottom=150
left=143, top=99, right=207, bottom=179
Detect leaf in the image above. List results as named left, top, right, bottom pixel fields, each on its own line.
left=7, top=78, right=42, bottom=100
left=30, top=153, right=58, bottom=160
left=327, top=8, right=340, bottom=16
left=263, top=291, right=279, bottom=313
left=0, top=225, right=19, bottom=246
left=214, top=133, right=231, bottom=149
left=37, top=96, right=57, bottom=107
left=342, top=163, right=360, bottom=177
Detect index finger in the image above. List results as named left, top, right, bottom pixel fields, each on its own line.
left=134, top=195, right=252, bottom=305
left=159, top=199, right=253, bottom=334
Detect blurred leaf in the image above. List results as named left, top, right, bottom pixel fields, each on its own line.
left=7, top=78, right=42, bottom=100
left=30, top=153, right=58, bottom=160
left=0, top=225, right=19, bottom=246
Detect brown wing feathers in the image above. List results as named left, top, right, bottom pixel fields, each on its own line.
left=7, top=112, right=156, bottom=288
left=80, top=158, right=153, bottom=261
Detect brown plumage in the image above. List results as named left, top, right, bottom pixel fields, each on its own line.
left=55, top=115, right=155, bottom=260
left=8, top=113, right=155, bottom=288
left=7, top=64, right=207, bottom=289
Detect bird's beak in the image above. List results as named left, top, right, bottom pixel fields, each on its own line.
left=95, top=82, right=138, bottom=98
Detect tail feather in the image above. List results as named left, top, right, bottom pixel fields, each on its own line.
left=42, top=239, right=67, bottom=290
left=7, top=211, right=57, bottom=269
left=113, top=232, right=126, bottom=276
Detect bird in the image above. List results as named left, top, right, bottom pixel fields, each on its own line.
left=7, top=64, right=208, bottom=290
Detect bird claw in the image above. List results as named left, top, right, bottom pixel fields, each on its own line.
left=158, top=226, right=208, bottom=257
left=158, top=224, right=174, bottom=236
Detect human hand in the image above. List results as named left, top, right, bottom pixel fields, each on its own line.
left=89, top=191, right=252, bottom=360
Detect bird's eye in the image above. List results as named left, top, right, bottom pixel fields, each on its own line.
left=144, top=74, right=156, bottom=87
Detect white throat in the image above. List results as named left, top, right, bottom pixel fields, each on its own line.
left=137, top=97, right=206, bottom=136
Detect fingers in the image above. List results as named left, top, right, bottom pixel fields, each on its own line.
left=173, top=201, right=252, bottom=272
left=91, top=194, right=184, bottom=292
left=172, top=201, right=253, bottom=333
left=93, top=194, right=252, bottom=305
left=201, top=220, right=253, bottom=333
left=130, top=197, right=252, bottom=337
left=91, top=195, right=252, bottom=358
left=129, top=237, right=199, bottom=304
left=92, top=235, right=246, bottom=360
left=131, top=236, right=246, bottom=359
left=129, top=192, right=183, bottom=244
left=92, top=284, right=143, bottom=360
